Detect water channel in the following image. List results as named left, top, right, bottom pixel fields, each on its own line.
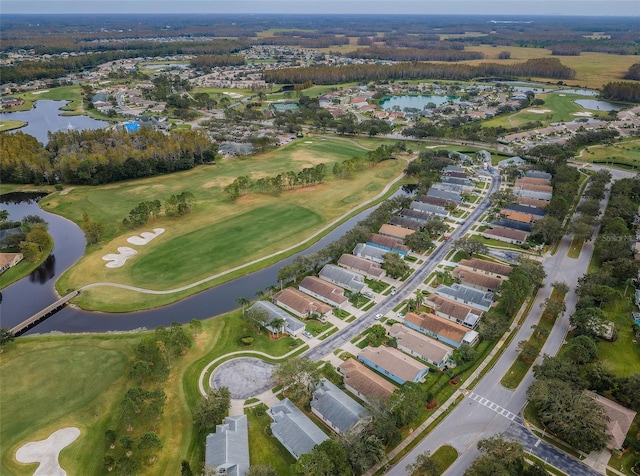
left=0, top=192, right=397, bottom=335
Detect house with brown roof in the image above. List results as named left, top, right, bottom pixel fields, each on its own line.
left=358, top=345, right=429, bottom=384
left=515, top=179, right=553, bottom=194
left=403, top=312, right=479, bottom=348
left=0, top=252, right=23, bottom=274
left=517, top=196, right=550, bottom=208
left=389, top=323, right=453, bottom=369
left=452, top=268, right=501, bottom=292
left=337, top=254, right=385, bottom=279
left=500, top=210, right=536, bottom=224
left=517, top=176, right=551, bottom=186
left=458, top=258, right=512, bottom=280
left=379, top=224, right=415, bottom=241
left=338, top=358, right=397, bottom=404
left=366, top=233, right=410, bottom=256
left=298, top=276, right=348, bottom=309
left=587, top=391, right=637, bottom=450
left=426, top=294, right=483, bottom=328
left=481, top=225, right=529, bottom=245
left=273, top=288, right=332, bottom=319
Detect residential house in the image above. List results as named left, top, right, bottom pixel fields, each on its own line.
left=517, top=196, right=550, bottom=208
left=358, top=345, right=429, bottom=384
left=338, top=254, right=386, bottom=279
left=434, top=283, right=494, bottom=312
left=443, top=171, right=469, bottom=179
left=440, top=176, right=474, bottom=190
left=352, top=243, right=391, bottom=264
left=338, top=358, right=397, bottom=404
left=503, top=204, right=546, bottom=220
left=491, top=219, right=533, bottom=233
left=426, top=294, right=483, bottom=328
left=514, top=180, right=553, bottom=194
left=379, top=224, right=415, bottom=241
left=587, top=392, right=637, bottom=450
left=426, top=188, right=463, bottom=204
left=388, top=216, right=423, bottom=231
left=431, top=182, right=466, bottom=195
left=267, top=398, right=329, bottom=460
left=457, top=258, right=512, bottom=281
left=319, top=264, right=369, bottom=293
left=524, top=170, right=552, bottom=180
left=514, top=187, right=552, bottom=202
left=517, top=176, right=551, bottom=186
left=411, top=201, right=450, bottom=218
left=444, top=164, right=466, bottom=173
left=499, top=210, right=536, bottom=224
left=452, top=268, right=501, bottom=293
left=272, top=288, right=332, bottom=319
left=298, top=276, right=348, bottom=308
left=0, top=252, right=23, bottom=274
left=418, top=195, right=455, bottom=208
left=311, top=378, right=369, bottom=434
left=389, top=323, right=453, bottom=369
left=399, top=208, right=435, bottom=223
left=249, top=301, right=305, bottom=337
left=497, top=156, right=526, bottom=168
left=482, top=226, right=529, bottom=245
left=403, top=312, right=479, bottom=348
left=366, top=233, right=410, bottom=256
left=204, top=415, right=250, bottom=476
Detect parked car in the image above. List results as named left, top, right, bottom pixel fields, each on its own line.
left=390, top=289, right=397, bottom=296
left=303, top=331, right=313, bottom=338
left=374, top=313, right=383, bottom=320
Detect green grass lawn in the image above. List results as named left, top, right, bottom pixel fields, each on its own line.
left=247, top=405, right=295, bottom=474
left=0, top=120, right=25, bottom=131
left=578, top=139, right=640, bottom=169
left=432, top=445, right=458, bottom=473
left=599, top=298, right=640, bottom=377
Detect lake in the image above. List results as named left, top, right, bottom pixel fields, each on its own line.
left=0, top=100, right=109, bottom=144
left=574, top=99, right=623, bottom=111
left=380, top=95, right=460, bottom=111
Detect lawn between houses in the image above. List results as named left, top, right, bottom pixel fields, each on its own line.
left=0, top=309, right=304, bottom=476
left=44, top=135, right=408, bottom=311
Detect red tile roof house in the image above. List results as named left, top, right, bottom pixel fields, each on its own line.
left=457, top=258, right=512, bottom=281
left=298, top=276, right=349, bottom=309
left=403, top=311, right=479, bottom=348
left=337, top=254, right=386, bottom=279
left=389, top=323, right=453, bottom=369
left=272, top=288, right=332, bottom=319
left=338, top=358, right=397, bottom=404
left=426, top=294, right=483, bottom=329
left=481, top=225, right=529, bottom=245
left=500, top=209, right=536, bottom=224
left=378, top=224, right=415, bottom=241
left=452, top=268, right=502, bottom=292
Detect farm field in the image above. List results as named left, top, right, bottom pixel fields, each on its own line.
left=47, top=135, right=408, bottom=310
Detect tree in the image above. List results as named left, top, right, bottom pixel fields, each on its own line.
left=406, top=450, right=441, bottom=476
left=381, top=251, right=410, bottom=279
left=565, top=335, right=598, bottom=365
left=517, top=340, right=539, bottom=363
left=81, top=213, right=106, bottom=244
left=235, top=297, right=251, bottom=316
left=453, top=237, right=487, bottom=257
left=453, top=343, right=476, bottom=363
left=137, top=431, right=162, bottom=459
left=0, top=326, right=14, bottom=350
left=293, top=439, right=350, bottom=476
left=105, top=429, right=117, bottom=448
left=489, top=189, right=516, bottom=207
left=181, top=460, right=194, bottom=476
left=405, top=231, right=433, bottom=254
left=196, top=387, right=231, bottom=432
left=531, top=215, right=562, bottom=244
left=268, top=317, right=287, bottom=338
left=189, top=318, right=203, bottom=337
left=464, top=436, right=524, bottom=476
left=422, top=219, right=448, bottom=237
left=272, top=357, right=321, bottom=402
left=130, top=360, right=151, bottom=386
left=567, top=217, right=594, bottom=242
left=388, top=382, right=426, bottom=427
left=243, top=306, right=270, bottom=331
left=340, top=432, right=386, bottom=475
left=246, top=465, right=279, bottom=476
left=612, top=374, right=640, bottom=411
left=570, top=307, right=608, bottom=339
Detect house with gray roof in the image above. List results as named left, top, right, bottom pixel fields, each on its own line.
left=426, top=188, right=463, bottom=204
left=388, top=216, right=423, bottom=231
left=514, top=187, right=552, bottom=202
left=503, top=204, right=546, bottom=219
left=418, top=195, right=454, bottom=208
left=399, top=208, right=435, bottom=223
left=358, top=345, right=429, bottom=384
left=249, top=301, right=306, bottom=337
left=353, top=243, right=393, bottom=264
left=338, top=253, right=385, bottom=279
left=431, top=182, right=466, bottom=195
left=299, top=276, right=348, bottom=308
left=525, top=170, right=552, bottom=180
left=389, top=323, right=453, bottom=369
left=441, top=176, right=474, bottom=190
left=404, top=312, right=479, bottom=348
left=311, top=378, right=369, bottom=434
left=476, top=150, right=491, bottom=163
left=411, top=201, right=450, bottom=218
left=434, top=283, right=494, bottom=312
left=491, top=219, right=533, bottom=233
left=497, top=156, right=526, bottom=168
left=267, top=398, right=329, bottom=460
left=426, top=294, right=483, bottom=329
left=444, top=164, right=466, bottom=173
left=319, top=264, right=368, bottom=293
left=205, top=415, right=250, bottom=476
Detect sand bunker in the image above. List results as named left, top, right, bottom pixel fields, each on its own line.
left=32, top=90, right=50, bottom=95
left=127, top=228, right=165, bottom=246
left=102, top=247, right=137, bottom=268
left=526, top=108, right=553, bottom=114
left=223, top=92, right=243, bottom=99
left=16, top=427, right=80, bottom=476
left=573, top=112, right=593, bottom=117
left=304, top=141, right=313, bottom=144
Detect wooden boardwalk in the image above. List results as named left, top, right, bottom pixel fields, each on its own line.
left=10, top=291, right=79, bottom=336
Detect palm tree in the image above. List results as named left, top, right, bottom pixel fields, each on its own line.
left=414, top=290, right=424, bottom=311
left=269, top=318, right=287, bottom=338
left=351, top=291, right=364, bottom=308
left=235, top=297, right=251, bottom=316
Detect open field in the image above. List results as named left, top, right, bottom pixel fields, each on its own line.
left=43, top=135, right=406, bottom=310
left=0, top=120, right=25, bottom=132
left=577, top=139, right=640, bottom=169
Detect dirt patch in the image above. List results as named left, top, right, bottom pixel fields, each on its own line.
left=16, top=427, right=80, bottom=476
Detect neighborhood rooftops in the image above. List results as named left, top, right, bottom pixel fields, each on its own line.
left=298, top=275, right=348, bottom=307
left=458, top=258, right=512, bottom=279
left=366, top=233, right=410, bottom=254
left=338, top=358, right=397, bottom=404
left=358, top=345, right=429, bottom=384
left=411, top=201, right=449, bottom=217
left=353, top=243, right=392, bottom=264
left=388, top=216, right=423, bottom=231
left=338, top=253, right=385, bottom=279
left=249, top=301, right=306, bottom=336
left=426, top=188, right=463, bottom=203
left=404, top=311, right=478, bottom=348
left=273, top=287, right=332, bottom=317
left=482, top=225, right=529, bottom=244
left=389, top=323, right=453, bottom=368
left=379, top=223, right=415, bottom=240
left=267, top=398, right=329, bottom=460
left=452, top=268, right=502, bottom=292
left=311, top=378, right=369, bottom=434
left=434, top=283, right=494, bottom=311
left=426, top=294, right=483, bottom=328
left=204, top=415, right=250, bottom=476
left=503, top=203, right=546, bottom=218
left=319, top=264, right=368, bottom=293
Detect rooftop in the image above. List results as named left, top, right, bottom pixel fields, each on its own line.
left=311, top=378, right=369, bottom=433
left=389, top=323, right=452, bottom=364
left=338, top=358, right=397, bottom=403
left=359, top=345, right=428, bottom=382
left=404, top=311, right=470, bottom=345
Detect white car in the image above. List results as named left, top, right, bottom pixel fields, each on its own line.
left=374, top=313, right=383, bottom=320
left=390, top=289, right=397, bottom=296
left=303, top=331, right=313, bottom=338
left=397, top=312, right=405, bottom=319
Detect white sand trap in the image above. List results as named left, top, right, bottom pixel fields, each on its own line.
left=304, top=141, right=313, bottom=144
left=32, top=90, right=50, bottom=95
left=127, top=228, right=165, bottom=246
left=223, top=92, right=243, bottom=99
left=559, top=94, right=566, bottom=96
left=573, top=111, right=593, bottom=117
left=526, top=108, right=553, bottom=114
left=16, top=427, right=80, bottom=476
left=102, top=246, right=137, bottom=268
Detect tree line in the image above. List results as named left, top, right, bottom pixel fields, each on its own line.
left=1, top=128, right=217, bottom=186
left=263, top=58, right=576, bottom=85
left=601, top=81, right=640, bottom=103
left=346, top=46, right=484, bottom=62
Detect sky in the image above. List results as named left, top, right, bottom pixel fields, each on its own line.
left=2, top=0, right=639, bottom=16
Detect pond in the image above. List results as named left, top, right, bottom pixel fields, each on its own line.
left=380, top=95, right=460, bottom=111
left=143, top=63, right=189, bottom=70
left=0, top=100, right=109, bottom=145
left=574, top=99, right=623, bottom=111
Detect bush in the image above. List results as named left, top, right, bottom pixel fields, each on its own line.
left=241, top=336, right=254, bottom=346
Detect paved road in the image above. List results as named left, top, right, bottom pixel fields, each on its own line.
left=387, top=167, right=635, bottom=476
left=304, top=171, right=500, bottom=361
